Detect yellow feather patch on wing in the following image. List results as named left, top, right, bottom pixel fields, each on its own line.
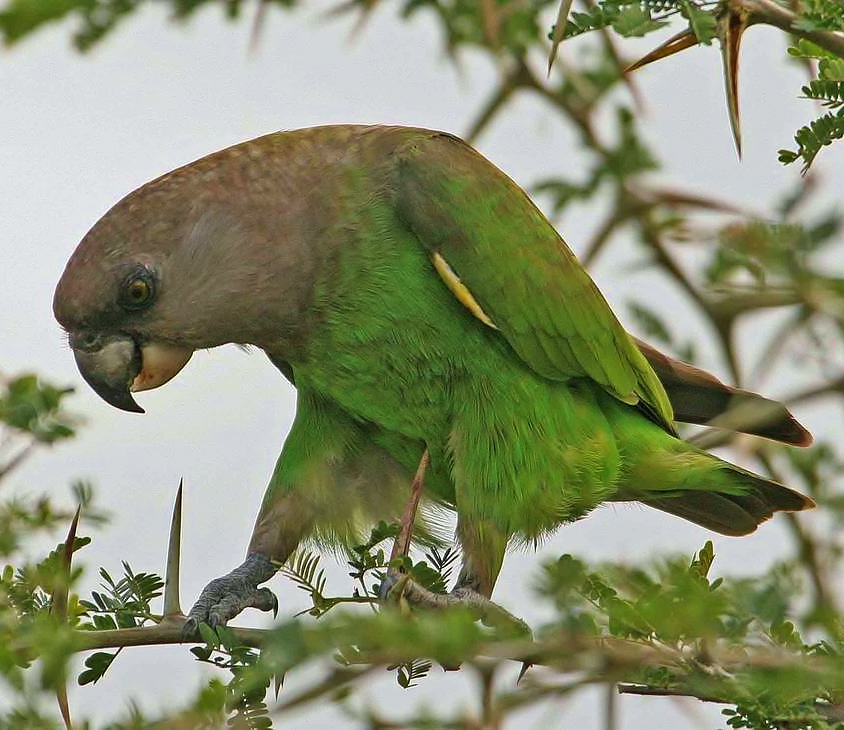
left=432, top=252, right=498, bottom=330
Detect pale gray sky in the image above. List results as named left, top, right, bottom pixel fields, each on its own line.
left=2, top=3, right=842, bottom=728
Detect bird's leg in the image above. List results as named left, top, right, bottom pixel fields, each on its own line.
left=446, top=521, right=531, bottom=637
left=183, top=552, right=279, bottom=635
left=182, top=489, right=313, bottom=638
left=381, top=462, right=531, bottom=638
left=185, top=392, right=385, bottom=638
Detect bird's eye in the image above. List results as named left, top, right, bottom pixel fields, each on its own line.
left=120, top=269, right=156, bottom=311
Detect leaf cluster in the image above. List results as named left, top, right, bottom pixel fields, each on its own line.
left=559, top=0, right=715, bottom=42
left=0, top=0, right=298, bottom=51
left=4, top=0, right=844, bottom=167
left=0, top=374, right=76, bottom=445
left=191, top=624, right=273, bottom=729
left=779, top=42, right=844, bottom=172
left=0, top=537, right=87, bottom=702
left=87, top=537, right=844, bottom=728
left=77, top=562, right=163, bottom=686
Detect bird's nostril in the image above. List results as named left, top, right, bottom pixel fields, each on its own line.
left=71, top=331, right=102, bottom=352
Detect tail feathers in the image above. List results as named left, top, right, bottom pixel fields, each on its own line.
left=645, top=470, right=815, bottom=537
left=635, top=337, right=813, bottom=446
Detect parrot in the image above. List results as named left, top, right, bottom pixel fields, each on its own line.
left=53, top=125, right=814, bottom=631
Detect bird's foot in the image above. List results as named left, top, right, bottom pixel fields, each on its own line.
left=182, top=552, right=278, bottom=640
left=380, top=571, right=531, bottom=639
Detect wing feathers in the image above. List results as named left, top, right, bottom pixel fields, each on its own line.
left=431, top=252, right=498, bottom=329
left=394, top=132, right=675, bottom=433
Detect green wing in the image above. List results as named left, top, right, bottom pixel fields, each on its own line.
left=393, top=131, right=674, bottom=433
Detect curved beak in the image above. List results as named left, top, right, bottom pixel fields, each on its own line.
left=71, top=335, right=193, bottom=413
left=72, top=334, right=144, bottom=413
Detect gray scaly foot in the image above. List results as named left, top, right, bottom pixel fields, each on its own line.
left=182, top=552, right=278, bottom=639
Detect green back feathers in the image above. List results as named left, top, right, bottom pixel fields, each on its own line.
left=393, top=131, right=675, bottom=433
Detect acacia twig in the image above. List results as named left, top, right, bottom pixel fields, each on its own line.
left=743, top=0, right=844, bottom=59
left=617, top=683, right=844, bottom=722
left=389, top=449, right=430, bottom=563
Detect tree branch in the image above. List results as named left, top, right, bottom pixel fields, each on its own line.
left=618, top=682, right=844, bottom=722
left=744, top=0, right=844, bottom=59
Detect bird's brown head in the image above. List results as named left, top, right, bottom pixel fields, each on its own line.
left=53, top=136, right=316, bottom=413
left=53, top=177, right=208, bottom=413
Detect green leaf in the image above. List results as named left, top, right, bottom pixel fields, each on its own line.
left=680, top=0, right=717, bottom=43
left=0, top=375, right=76, bottom=444
left=191, top=645, right=213, bottom=661
left=409, top=559, right=448, bottom=594
left=611, top=5, right=667, bottom=37
left=820, top=57, right=844, bottom=81
left=802, top=79, right=844, bottom=107
left=78, top=651, right=116, bottom=686
left=0, top=0, right=82, bottom=45
left=783, top=107, right=844, bottom=172
left=198, top=622, right=221, bottom=648
left=690, top=540, right=715, bottom=581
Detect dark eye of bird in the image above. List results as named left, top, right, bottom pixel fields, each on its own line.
left=120, top=269, right=155, bottom=311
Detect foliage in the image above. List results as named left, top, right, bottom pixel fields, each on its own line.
left=76, top=563, right=164, bottom=685
left=1, top=0, right=844, bottom=728
left=26, top=534, right=844, bottom=727
left=0, top=0, right=298, bottom=50
left=4, top=0, right=844, bottom=167
left=0, top=374, right=83, bottom=556
left=779, top=42, right=844, bottom=172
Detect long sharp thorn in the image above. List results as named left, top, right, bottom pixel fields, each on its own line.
left=53, top=506, right=81, bottom=620
left=54, top=508, right=79, bottom=730
left=547, top=0, right=575, bottom=75
left=626, top=29, right=697, bottom=73
left=56, top=684, right=72, bottom=730
left=517, top=661, right=533, bottom=684
left=163, top=480, right=184, bottom=618
left=720, top=6, right=748, bottom=158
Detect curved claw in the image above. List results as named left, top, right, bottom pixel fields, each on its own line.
left=204, top=584, right=278, bottom=629
left=181, top=615, right=202, bottom=642
left=181, top=552, right=278, bottom=641
left=254, top=587, right=279, bottom=617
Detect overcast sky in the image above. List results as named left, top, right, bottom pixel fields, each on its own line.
left=2, top=3, right=843, bottom=728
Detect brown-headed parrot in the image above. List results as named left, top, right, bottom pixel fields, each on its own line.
left=53, top=125, right=813, bottom=630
